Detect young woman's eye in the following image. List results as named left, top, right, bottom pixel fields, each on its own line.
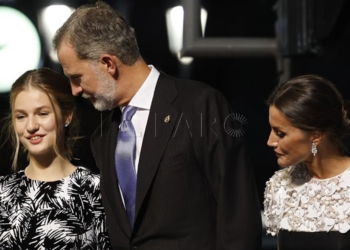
left=39, top=112, right=48, bottom=116
left=16, top=115, right=25, bottom=120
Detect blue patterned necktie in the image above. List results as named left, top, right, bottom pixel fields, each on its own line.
left=115, top=105, right=137, bottom=227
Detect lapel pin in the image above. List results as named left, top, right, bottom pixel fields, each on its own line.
left=164, top=115, right=171, bottom=123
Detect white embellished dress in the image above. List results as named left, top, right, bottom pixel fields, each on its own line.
left=264, top=164, right=350, bottom=250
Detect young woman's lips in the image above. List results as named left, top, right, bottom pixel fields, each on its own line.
left=27, top=135, right=44, bottom=144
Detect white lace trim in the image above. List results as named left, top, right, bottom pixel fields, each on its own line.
left=264, top=165, right=350, bottom=235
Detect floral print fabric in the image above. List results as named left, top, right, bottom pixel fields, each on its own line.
left=0, top=167, right=111, bottom=249
left=264, top=164, right=350, bottom=235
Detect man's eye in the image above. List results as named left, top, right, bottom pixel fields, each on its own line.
left=70, top=76, right=80, bottom=81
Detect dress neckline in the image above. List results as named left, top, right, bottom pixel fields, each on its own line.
left=299, top=164, right=350, bottom=182
left=21, top=166, right=80, bottom=183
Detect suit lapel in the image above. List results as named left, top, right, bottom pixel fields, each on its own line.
left=101, top=109, right=133, bottom=236
left=135, top=74, right=178, bottom=220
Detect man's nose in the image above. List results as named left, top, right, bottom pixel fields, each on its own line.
left=71, top=84, right=83, bottom=96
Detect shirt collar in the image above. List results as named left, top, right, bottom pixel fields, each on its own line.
left=127, top=65, right=159, bottom=110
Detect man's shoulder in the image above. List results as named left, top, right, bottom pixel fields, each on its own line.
left=159, top=72, right=213, bottom=90
left=159, top=72, right=224, bottom=101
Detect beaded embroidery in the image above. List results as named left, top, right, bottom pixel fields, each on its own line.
left=264, top=164, right=350, bottom=235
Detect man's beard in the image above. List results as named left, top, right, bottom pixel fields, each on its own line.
left=84, top=65, right=116, bottom=111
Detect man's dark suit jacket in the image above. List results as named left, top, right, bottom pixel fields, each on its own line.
left=90, top=73, right=262, bottom=250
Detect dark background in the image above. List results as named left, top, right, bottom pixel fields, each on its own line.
left=1, top=0, right=350, bottom=248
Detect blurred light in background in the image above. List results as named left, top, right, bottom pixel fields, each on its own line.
left=0, top=6, right=41, bottom=93
left=166, top=5, right=207, bottom=65
left=38, top=5, right=74, bottom=63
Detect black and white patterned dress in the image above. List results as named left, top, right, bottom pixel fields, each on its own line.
left=0, top=167, right=111, bottom=249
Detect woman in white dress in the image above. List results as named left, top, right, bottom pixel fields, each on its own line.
left=264, top=74, right=350, bottom=250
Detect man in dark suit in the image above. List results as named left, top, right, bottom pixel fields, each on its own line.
left=53, top=1, right=262, bottom=249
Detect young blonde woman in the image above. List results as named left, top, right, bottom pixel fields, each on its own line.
left=0, top=68, right=111, bottom=249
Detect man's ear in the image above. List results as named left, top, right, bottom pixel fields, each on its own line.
left=99, top=54, right=121, bottom=77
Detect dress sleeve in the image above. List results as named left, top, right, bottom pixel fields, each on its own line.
left=0, top=181, right=9, bottom=238
left=0, top=175, right=18, bottom=247
left=264, top=174, right=279, bottom=236
left=94, top=204, right=112, bottom=249
left=92, top=178, right=112, bottom=250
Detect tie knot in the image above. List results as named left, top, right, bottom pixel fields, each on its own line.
left=122, top=106, right=137, bottom=121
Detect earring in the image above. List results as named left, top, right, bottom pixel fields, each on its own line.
left=311, top=142, right=317, bottom=156
left=65, top=122, right=70, bottom=127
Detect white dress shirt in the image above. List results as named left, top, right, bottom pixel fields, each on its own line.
left=120, top=65, right=159, bottom=173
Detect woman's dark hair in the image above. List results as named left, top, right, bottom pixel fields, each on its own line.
left=267, top=74, right=350, bottom=152
left=2, top=68, right=80, bottom=171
